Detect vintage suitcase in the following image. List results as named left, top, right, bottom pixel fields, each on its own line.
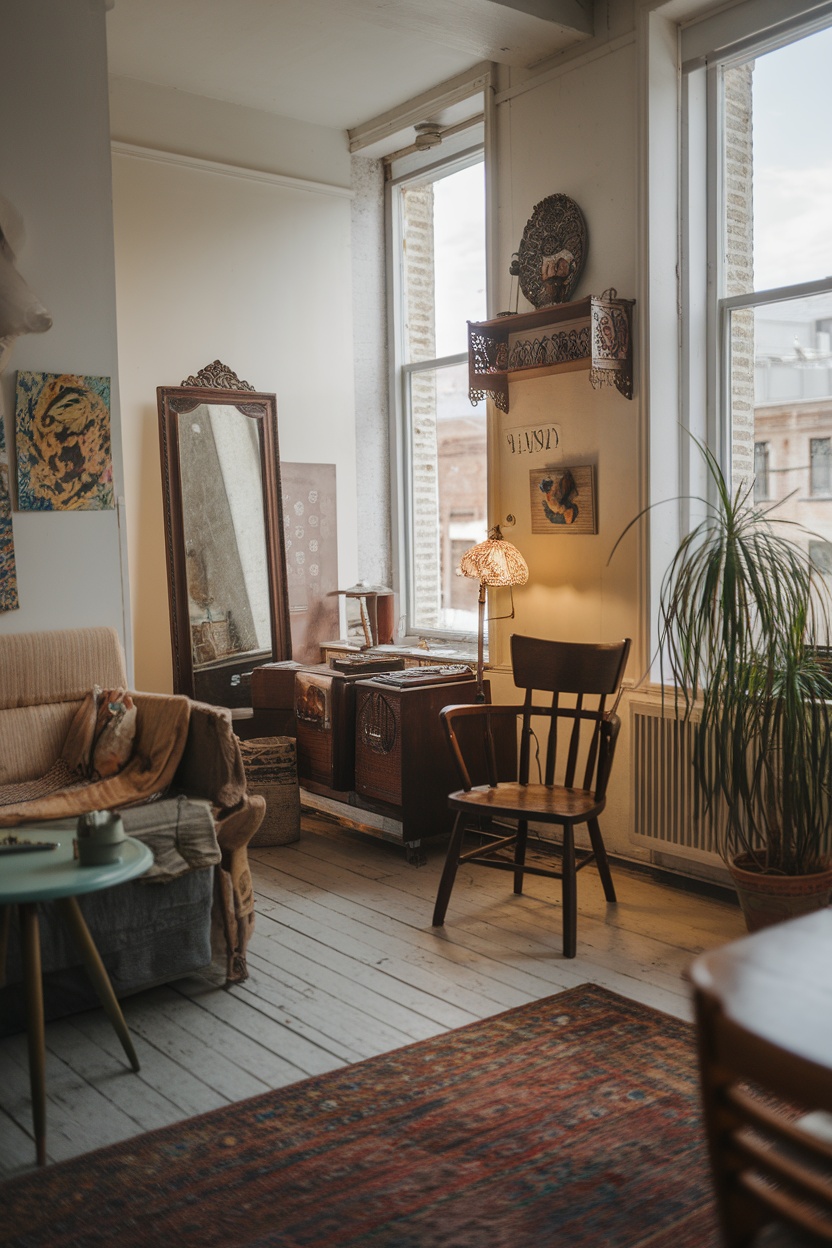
left=294, top=664, right=381, bottom=792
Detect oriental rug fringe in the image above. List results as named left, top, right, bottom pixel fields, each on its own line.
left=0, top=983, right=719, bottom=1247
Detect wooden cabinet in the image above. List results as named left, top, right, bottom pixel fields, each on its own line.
left=352, top=676, right=486, bottom=841
left=468, top=290, right=634, bottom=413
left=249, top=662, right=515, bottom=858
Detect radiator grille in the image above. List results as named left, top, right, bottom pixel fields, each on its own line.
left=630, top=700, right=724, bottom=858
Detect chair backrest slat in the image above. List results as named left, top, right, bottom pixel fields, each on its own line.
left=510, top=635, right=630, bottom=796
left=582, top=693, right=607, bottom=790
left=519, top=689, right=533, bottom=784
left=544, top=692, right=558, bottom=786
left=564, top=693, right=583, bottom=788
left=483, top=720, right=497, bottom=786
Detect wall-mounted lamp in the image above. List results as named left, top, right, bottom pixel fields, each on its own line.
left=460, top=524, right=529, bottom=701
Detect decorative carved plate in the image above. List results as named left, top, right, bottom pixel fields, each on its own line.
left=517, top=194, right=588, bottom=308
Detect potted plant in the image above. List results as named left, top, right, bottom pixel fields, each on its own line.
left=616, top=440, right=832, bottom=930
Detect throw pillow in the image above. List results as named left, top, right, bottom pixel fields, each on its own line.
left=62, top=685, right=138, bottom=780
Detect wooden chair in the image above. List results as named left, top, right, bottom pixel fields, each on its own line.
left=431, top=635, right=631, bottom=958
left=691, top=921, right=832, bottom=1247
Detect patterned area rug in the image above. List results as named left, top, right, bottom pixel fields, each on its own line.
left=0, top=984, right=719, bottom=1247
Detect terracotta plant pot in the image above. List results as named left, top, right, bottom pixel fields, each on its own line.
left=728, top=852, right=832, bottom=932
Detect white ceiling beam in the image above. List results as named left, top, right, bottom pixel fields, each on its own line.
left=484, top=0, right=593, bottom=34
left=348, top=63, right=492, bottom=154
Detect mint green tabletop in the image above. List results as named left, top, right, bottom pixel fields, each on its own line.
left=0, top=824, right=152, bottom=904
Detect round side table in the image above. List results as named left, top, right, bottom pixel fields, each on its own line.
left=0, top=824, right=153, bottom=1165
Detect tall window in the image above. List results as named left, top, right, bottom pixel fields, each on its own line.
left=684, top=9, right=832, bottom=572
left=393, top=157, right=486, bottom=637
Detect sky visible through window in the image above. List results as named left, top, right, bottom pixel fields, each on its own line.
left=742, top=20, right=832, bottom=577
left=752, top=23, right=832, bottom=291
left=432, top=161, right=486, bottom=358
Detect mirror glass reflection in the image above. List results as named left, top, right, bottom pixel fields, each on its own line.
left=178, top=403, right=272, bottom=672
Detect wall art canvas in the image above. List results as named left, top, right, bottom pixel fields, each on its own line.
left=529, top=464, right=597, bottom=535
left=281, top=462, right=339, bottom=663
left=15, top=371, right=114, bottom=511
left=0, top=413, right=18, bottom=611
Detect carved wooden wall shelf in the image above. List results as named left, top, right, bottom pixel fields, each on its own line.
left=467, top=290, right=634, bottom=413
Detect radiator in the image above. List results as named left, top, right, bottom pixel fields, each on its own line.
left=629, top=696, right=724, bottom=863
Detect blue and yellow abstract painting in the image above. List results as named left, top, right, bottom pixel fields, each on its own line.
left=16, top=371, right=114, bottom=511
left=0, top=412, right=19, bottom=611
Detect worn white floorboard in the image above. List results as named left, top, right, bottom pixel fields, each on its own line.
left=0, top=813, right=746, bottom=1178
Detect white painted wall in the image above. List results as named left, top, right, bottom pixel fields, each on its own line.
left=0, top=0, right=129, bottom=650
left=487, top=38, right=642, bottom=855
left=109, top=77, right=352, bottom=189
left=112, top=145, right=357, bottom=692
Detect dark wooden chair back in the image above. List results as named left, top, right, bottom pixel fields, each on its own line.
left=509, top=635, right=630, bottom=798
left=510, top=635, right=631, bottom=696
left=694, top=982, right=832, bottom=1245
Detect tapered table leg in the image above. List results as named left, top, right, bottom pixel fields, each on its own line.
left=1, top=830, right=152, bottom=1168
left=19, top=902, right=46, bottom=1165
left=56, top=896, right=140, bottom=1072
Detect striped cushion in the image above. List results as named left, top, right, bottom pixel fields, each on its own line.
left=0, top=627, right=127, bottom=711
left=0, top=702, right=81, bottom=784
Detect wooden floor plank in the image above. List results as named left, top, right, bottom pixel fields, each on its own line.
left=253, top=907, right=477, bottom=1037
left=254, top=863, right=542, bottom=1011
left=1, top=1029, right=141, bottom=1165
left=136, top=981, right=308, bottom=1089
left=170, top=976, right=328, bottom=1082
left=243, top=947, right=420, bottom=1056
left=0, top=819, right=746, bottom=1177
left=0, top=1107, right=35, bottom=1178
left=120, top=989, right=272, bottom=1104
left=254, top=843, right=711, bottom=1006
left=39, top=1017, right=186, bottom=1133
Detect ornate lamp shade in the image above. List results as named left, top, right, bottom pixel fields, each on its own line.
left=460, top=526, right=529, bottom=588
left=460, top=525, right=529, bottom=700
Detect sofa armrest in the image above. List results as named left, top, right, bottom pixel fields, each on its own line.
left=120, top=795, right=220, bottom=882
left=168, top=698, right=264, bottom=983
left=212, top=793, right=265, bottom=983
left=172, top=699, right=247, bottom=811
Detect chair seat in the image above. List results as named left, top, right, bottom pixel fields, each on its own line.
left=449, top=782, right=605, bottom=824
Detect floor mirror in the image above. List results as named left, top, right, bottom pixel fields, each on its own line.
left=157, top=360, right=292, bottom=708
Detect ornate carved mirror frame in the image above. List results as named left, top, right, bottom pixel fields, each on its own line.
left=157, top=360, right=292, bottom=707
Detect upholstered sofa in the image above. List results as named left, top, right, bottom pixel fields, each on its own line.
left=0, top=626, right=265, bottom=1026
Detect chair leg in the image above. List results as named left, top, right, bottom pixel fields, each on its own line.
left=588, top=817, right=617, bottom=903
left=432, top=813, right=467, bottom=927
left=513, top=819, right=528, bottom=895
left=562, top=825, right=577, bottom=958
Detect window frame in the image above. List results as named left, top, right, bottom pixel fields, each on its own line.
left=386, top=143, right=488, bottom=645
left=640, top=0, right=832, bottom=681
left=682, top=6, right=832, bottom=499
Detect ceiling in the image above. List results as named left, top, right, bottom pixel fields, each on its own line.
left=105, top=0, right=595, bottom=133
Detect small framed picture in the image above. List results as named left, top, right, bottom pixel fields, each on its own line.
left=15, top=371, right=114, bottom=511
left=529, top=464, right=597, bottom=534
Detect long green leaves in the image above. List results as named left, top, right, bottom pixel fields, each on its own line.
left=657, top=441, right=832, bottom=874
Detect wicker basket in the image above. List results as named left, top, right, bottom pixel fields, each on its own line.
left=239, top=736, right=300, bottom=847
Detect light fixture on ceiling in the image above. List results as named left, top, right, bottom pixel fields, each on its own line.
left=413, top=121, right=443, bottom=151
